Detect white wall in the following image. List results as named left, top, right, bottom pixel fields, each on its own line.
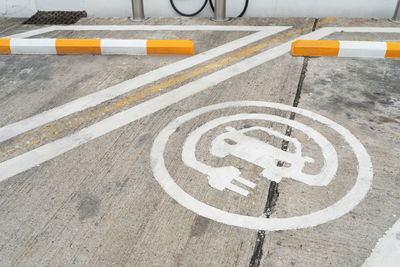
left=1, top=0, right=398, bottom=19
left=35, top=0, right=84, bottom=11
left=1, top=0, right=36, bottom=17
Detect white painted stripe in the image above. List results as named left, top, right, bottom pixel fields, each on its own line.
left=7, top=26, right=400, bottom=40
left=0, top=27, right=290, bottom=142
left=100, top=39, right=147, bottom=55
left=5, top=26, right=57, bottom=39
left=332, top=27, right=400, bottom=33
left=1, top=27, right=398, bottom=179
left=0, top=28, right=335, bottom=181
left=10, top=38, right=57, bottom=54
left=363, top=219, right=400, bottom=267
left=55, top=25, right=283, bottom=32
left=339, top=41, right=387, bottom=58
left=5, top=25, right=284, bottom=39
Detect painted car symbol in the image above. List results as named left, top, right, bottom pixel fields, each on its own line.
left=210, top=126, right=315, bottom=184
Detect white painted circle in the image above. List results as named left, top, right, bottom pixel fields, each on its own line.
left=150, top=101, right=373, bottom=231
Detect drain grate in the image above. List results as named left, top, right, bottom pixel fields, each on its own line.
left=23, top=11, right=87, bottom=25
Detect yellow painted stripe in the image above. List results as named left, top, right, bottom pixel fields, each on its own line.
left=147, top=40, right=195, bottom=55
left=291, top=40, right=340, bottom=57
left=55, top=39, right=101, bottom=55
left=0, top=39, right=11, bottom=54
left=385, top=42, right=400, bottom=58
left=0, top=18, right=339, bottom=160
left=0, top=21, right=24, bottom=28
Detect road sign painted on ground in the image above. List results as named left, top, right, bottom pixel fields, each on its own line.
left=151, top=101, right=373, bottom=231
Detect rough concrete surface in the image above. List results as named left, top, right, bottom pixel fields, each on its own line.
left=260, top=57, right=400, bottom=267
left=0, top=17, right=399, bottom=266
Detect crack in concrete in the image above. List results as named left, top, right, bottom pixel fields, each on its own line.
left=248, top=18, right=319, bottom=267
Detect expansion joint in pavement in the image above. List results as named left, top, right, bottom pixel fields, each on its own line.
left=248, top=18, right=318, bottom=267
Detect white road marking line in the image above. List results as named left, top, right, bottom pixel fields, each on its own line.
left=6, top=25, right=400, bottom=40
left=5, top=25, right=289, bottom=39
left=5, top=27, right=59, bottom=39
left=0, top=29, right=321, bottom=181
left=0, top=26, right=396, bottom=181
left=0, top=27, right=290, bottom=143
left=363, top=219, right=400, bottom=267
left=3, top=26, right=398, bottom=143
left=336, top=27, right=400, bottom=33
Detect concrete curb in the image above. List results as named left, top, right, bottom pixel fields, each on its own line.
left=0, top=38, right=195, bottom=55
left=291, top=40, right=400, bottom=58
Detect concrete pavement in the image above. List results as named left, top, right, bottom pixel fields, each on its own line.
left=0, top=17, right=399, bottom=266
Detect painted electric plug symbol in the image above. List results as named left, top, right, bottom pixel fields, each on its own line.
left=206, top=166, right=256, bottom=196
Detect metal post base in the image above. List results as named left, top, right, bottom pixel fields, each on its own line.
left=131, top=0, right=147, bottom=22
left=129, top=17, right=150, bottom=22
left=210, top=17, right=231, bottom=22
left=389, top=19, right=400, bottom=23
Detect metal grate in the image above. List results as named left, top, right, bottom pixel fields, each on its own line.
left=23, top=11, right=87, bottom=25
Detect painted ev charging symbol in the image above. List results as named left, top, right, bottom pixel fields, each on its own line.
left=151, top=101, right=373, bottom=230
left=183, top=121, right=337, bottom=197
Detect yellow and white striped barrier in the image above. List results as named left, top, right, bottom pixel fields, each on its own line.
left=291, top=40, right=400, bottom=58
left=0, top=38, right=195, bottom=56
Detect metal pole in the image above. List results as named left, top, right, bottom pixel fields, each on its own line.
left=212, top=0, right=229, bottom=22
left=393, top=0, right=400, bottom=21
left=131, top=0, right=146, bottom=21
